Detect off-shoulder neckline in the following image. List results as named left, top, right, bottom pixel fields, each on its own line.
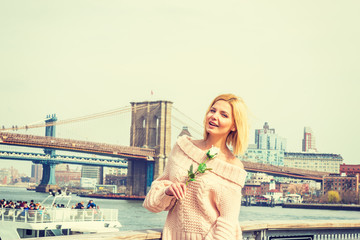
left=176, top=135, right=247, bottom=187
left=187, top=137, right=244, bottom=169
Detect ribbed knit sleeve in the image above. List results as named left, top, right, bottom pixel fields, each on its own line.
left=143, top=163, right=177, bottom=213
left=206, top=185, right=243, bottom=240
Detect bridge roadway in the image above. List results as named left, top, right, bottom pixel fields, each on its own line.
left=0, top=132, right=330, bottom=181
left=0, top=150, right=128, bottom=168
left=0, top=132, right=155, bottom=160
left=242, top=161, right=329, bottom=181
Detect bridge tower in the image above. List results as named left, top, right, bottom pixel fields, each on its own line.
left=35, top=114, right=60, bottom=193
left=127, top=100, right=172, bottom=196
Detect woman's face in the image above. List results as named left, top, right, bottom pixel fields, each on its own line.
left=205, top=100, right=235, bottom=138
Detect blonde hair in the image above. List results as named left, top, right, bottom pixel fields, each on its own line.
left=203, top=94, right=249, bottom=155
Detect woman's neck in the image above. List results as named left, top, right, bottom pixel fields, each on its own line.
left=203, top=135, right=228, bottom=152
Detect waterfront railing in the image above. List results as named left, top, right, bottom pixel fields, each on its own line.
left=0, top=208, right=118, bottom=223
left=25, top=220, right=360, bottom=240
left=241, top=220, right=360, bottom=240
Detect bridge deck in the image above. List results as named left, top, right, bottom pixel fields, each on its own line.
left=0, top=150, right=128, bottom=167
left=242, top=161, right=330, bottom=181
left=0, top=132, right=155, bottom=160
left=0, top=132, right=330, bottom=180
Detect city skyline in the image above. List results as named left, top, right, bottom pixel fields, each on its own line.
left=1, top=1, right=359, bottom=175
left=0, top=121, right=348, bottom=177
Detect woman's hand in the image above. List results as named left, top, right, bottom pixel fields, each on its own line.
left=165, top=183, right=186, bottom=200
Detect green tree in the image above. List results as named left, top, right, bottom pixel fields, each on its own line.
left=327, top=191, right=341, bottom=203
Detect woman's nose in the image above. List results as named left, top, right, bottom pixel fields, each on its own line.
left=210, top=112, right=219, bottom=120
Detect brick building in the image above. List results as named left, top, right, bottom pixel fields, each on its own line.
left=242, top=185, right=262, bottom=196
left=323, top=174, right=359, bottom=204
left=340, top=164, right=360, bottom=179
left=105, top=174, right=127, bottom=186
left=242, top=182, right=284, bottom=197
left=55, top=165, right=81, bottom=187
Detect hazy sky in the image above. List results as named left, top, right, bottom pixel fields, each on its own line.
left=1, top=1, right=359, bottom=175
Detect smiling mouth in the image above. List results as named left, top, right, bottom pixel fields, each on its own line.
left=209, top=121, right=218, bottom=127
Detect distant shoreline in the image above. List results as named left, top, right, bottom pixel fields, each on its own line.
left=0, top=185, right=28, bottom=188
left=283, top=203, right=360, bottom=211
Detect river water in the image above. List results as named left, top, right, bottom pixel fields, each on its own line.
left=1, top=187, right=359, bottom=231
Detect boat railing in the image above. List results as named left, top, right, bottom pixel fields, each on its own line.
left=0, top=207, right=118, bottom=223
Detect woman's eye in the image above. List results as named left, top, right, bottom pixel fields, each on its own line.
left=210, top=109, right=216, bottom=113
left=222, top=114, right=228, bottom=118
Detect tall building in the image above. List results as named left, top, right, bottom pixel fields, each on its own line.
left=243, top=146, right=285, bottom=166
left=31, top=164, right=43, bottom=184
left=0, top=168, right=11, bottom=184
left=241, top=122, right=286, bottom=166
left=81, top=165, right=100, bottom=185
left=255, top=122, right=286, bottom=151
left=302, top=127, right=317, bottom=152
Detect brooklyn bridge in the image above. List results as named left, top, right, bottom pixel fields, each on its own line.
left=0, top=100, right=330, bottom=196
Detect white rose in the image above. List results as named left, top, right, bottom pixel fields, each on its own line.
left=207, top=146, right=219, bottom=159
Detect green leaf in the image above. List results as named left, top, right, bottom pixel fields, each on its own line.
left=197, top=163, right=207, bottom=173
left=205, top=168, right=213, bottom=171
left=190, top=178, right=196, bottom=181
left=189, top=164, right=194, bottom=174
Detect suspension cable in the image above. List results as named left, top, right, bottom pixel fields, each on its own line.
left=0, top=104, right=156, bottom=132
left=171, top=115, right=203, bottom=137
left=172, top=106, right=203, bottom=129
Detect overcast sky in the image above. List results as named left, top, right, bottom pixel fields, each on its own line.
left=1, top=0, right=359, bottom=175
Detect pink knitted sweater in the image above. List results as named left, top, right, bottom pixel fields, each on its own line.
left=143, top=136, right=247, bottom=240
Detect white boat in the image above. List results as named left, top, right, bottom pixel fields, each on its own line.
left=263, top=189, right=284, bottom=205
left=0, top=191, right=121, bottom=240
left=285, top=193, right=303, bottom=203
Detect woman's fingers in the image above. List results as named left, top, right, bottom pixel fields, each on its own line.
left=175, top=183, right=186, bottom=199
left=171, top=183, right=182, bottom=199
left=166, top=183, right=187, bottom=199
left=179, top=183, right=186, bottom=199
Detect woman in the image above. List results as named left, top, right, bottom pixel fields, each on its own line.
left=143, top=94, right=249, bottom=240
